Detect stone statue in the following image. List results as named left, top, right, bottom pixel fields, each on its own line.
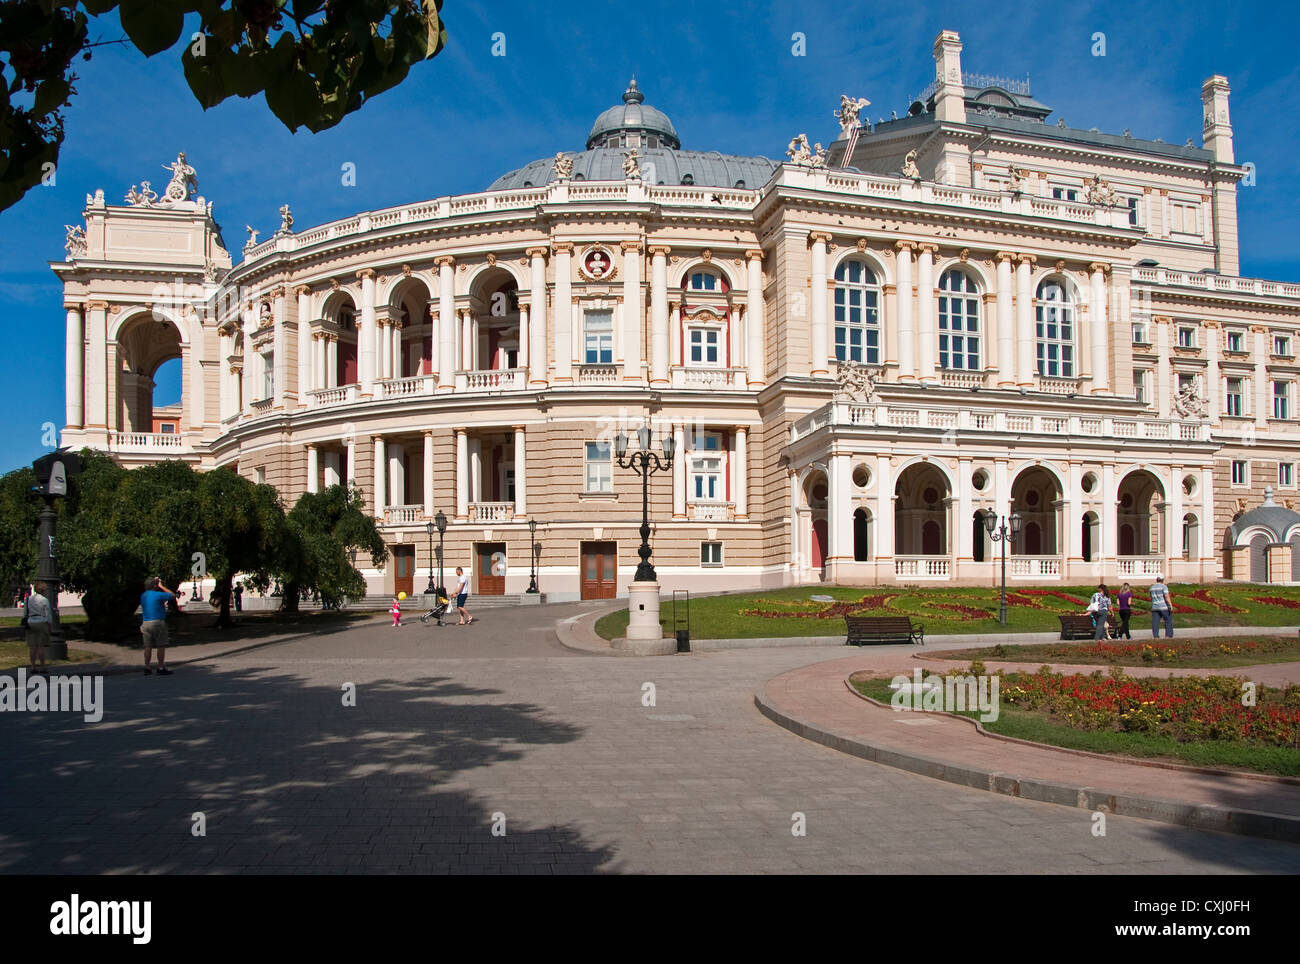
left=785, top=134, right=813, bottom=165
left=1008, top=167, right=1026, bottom=192
left=901, top=150, right=920, bottom=179
left=622, top=147, right=642, bottom=179
left=244, top=225, right=259, bottom=248
left=125, top=181, right=158, bottom=207
left=551, top=152, right=574, bottom=179
left=160, top=152, right=197, bottom=204
left=834, top=359, right=879, bottom=402
left=1173, top=381, right=1206, bottom=419
left=279, top=204, right=294, bottom=233
left=834, top=94, right=871, bottom=137
left=1084, top=174, right=1118, bottom=207
left=811, top=142, right=828, bottom=168
left=64, top=224, right=87, bottom=260
left=203, top=259, right=221, bottom=283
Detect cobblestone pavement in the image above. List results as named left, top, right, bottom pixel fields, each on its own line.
left=2, top=603, right=1298, bottom=874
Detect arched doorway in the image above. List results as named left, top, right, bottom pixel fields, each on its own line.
left=387, top=278, right=435, bottom=379
left=1182, top=513, right=1199, bottom=560
left=1117, top=470, right=1165, bottom=560
left=853, top=508, right=871, bottom=561
left=468, top=268, right=522, bottom=373
left=321, top=292, right=358, bottom=388
left=1250, top=534, right=1268, bottom=582
left=812, top=520, right=828, bottom=570
left=972, top=510, right=987, bottom=562
left=799, top=470, right=829, bottom=578
left=115, top=312, right=184, bottom=433
left=1081, top=512, right=1098, bottom=562
left=1010, top=466, right=1061, bottom=555
left=894, top=462, right=950, bottom=563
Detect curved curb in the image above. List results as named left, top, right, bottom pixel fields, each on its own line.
left=754, top=681, right=1300, bottom=844
left=553, top=606, right=622, bottom=655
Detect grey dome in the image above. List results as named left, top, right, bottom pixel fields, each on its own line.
left=1228, top=487, right=1300, bottom=543
left=587, top=79, right=679, bottom=150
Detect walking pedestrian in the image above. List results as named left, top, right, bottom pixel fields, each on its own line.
left=233, top=583, right=243, bottom=612
left=1088, top=583, right=1112, bottom=640
left=454, top=566, right=474, bottom=626
left=139, top=577, right=176, bottom=675
left=1117, top=582, right=1134, bottom=639
left=390, top=594, right=403, bottom=628
left=23, top=581, right=52, bottom=674
left=1148, top=575, right=1174, bottom=638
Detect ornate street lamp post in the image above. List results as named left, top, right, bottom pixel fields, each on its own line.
left=425, top=521, right=437, bottom=595
left=526, top=518, right=539, bottom=594
left=985, top=509, right=1023, bottom=625
left=614, top=425, right=676, bottom=582
left=434, top=510, right=447, bottom=596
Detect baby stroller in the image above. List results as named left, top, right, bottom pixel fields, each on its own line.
left=419, top=587, right=451, bottom=627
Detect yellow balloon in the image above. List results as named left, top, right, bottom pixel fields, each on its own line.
left=397, top=592, right=407, bottom=600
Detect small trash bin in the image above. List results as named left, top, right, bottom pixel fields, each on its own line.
left=676, top=628, right=690, bottom=653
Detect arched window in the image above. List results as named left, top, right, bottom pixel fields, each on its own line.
left=833, top=259, right=881, bottom=364
left=688, top=270, right=719, bottom=292
left=1035, top=279, right=1075, bottom=377
left=681, top=173, right=694, bottom=185
left=337, top=305, right=355, bottom=330
left=938, top=269, right=980, bottom=370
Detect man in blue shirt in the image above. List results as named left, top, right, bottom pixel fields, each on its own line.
left=139, top=577, right=176, bottom=675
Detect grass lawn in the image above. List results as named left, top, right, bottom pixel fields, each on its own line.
left=928, top=636, right=1300, bottom=669
left=850, top=674, right=1300, bottom=777
left=0, top=641, right=98, bottom=671
left=0, top=613, right=87, bottom=630
left=594, top=583, right=1300, bottom=641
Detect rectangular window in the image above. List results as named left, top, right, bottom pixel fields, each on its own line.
left=583, top=310, right=613, bottom=364
left=1280, top=463, right=1295, bottom=487
left=689, top=271, right=718, bottom=291
left=1051, top=186, right=1078, bottom=202
left=1274, top=335, right=1291, bottom=357
left=1274, top=381, right=1290, bottom=420
left=584, top=441, right=611, bottom=493
left=1225, top=377, right=1244, bottom=417
left=687, top=327, right=721, bottom=366
left=1177, top=326, right=1197, bottom=348
left=159, top=423, right=176, bottom=434
left=1131, top=320, right=1148, bottom=344
left=689, top=431, right=724, bottom=502
left=1169, top=201, right=1200, bottom=235
left=1226, top=330, right=1244, bottom=353
left=938, top=282, right=981, bottom=370
left=255, top=467, right=266, bottom=485
left=261, top=351, right=274, bottom=399
left=1231, top=460, right=1249, bottom=486
left=701, top=542, right=723, bottom=566
left=833, top=277, right=881, bottom=364
left=1126, top=196, right=1140, bottom=227
left=1134, top=370, right=1150, bottom=405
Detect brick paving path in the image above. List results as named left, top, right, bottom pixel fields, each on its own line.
left=2, top=603, right=1298, bottom=874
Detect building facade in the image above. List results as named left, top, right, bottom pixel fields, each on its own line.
left=52, top=31, right=1300, bottom=598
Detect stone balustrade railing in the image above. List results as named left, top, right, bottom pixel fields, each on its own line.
left=468, top=502, right=514, bottom=523
left=384, top=505, right=423, bottom=526
left=109, top=432, right=187, bottom=451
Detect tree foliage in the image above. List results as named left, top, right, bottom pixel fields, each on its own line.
left=0, top=0, right=447, bottom=211
left=275, top=483, right=387, bottom=611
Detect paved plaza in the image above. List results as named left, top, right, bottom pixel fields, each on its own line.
left=2, top=603, right=1298, bottom=874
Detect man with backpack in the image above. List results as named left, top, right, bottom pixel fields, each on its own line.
left=1089, top=584, right=1112, bottom=640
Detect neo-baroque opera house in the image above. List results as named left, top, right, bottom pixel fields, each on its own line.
left=53, top=32, right=1300, bottom=600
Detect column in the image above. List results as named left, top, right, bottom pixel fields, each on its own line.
left=377, top=318, right=390, bottom=380
left=469, top=439, right=482, bottom=503
left=460, top=309, right=473, bottom=371
left=306, top=445, right=319, bottom=494
left=621, top=240, right=643, bottom=382
left=437, top=256, right=456, bottom=388
left=218, top=326, right=232, bottom=419
left=388, top=443, right=405, bottom=506
left=1015, top=254, right=1036, bottom=386
left=517, top=302, right=529, bottom=373
left=357, top=269, right=376, bottom=395
left=323, top=452, right=341, bottom=488
left=809, top=232, right=831, bottom=375
left=1205, top=322, right=1221, bottom=421
left=527, top=247, right=548, bottom=386
left=65, top=304, right=84, bottom=428
left=423, top=431, right=435, bottom=517
left=995, top=253, right=1015, bottom=386
left=895, top=242, right=915, bottom=379
left=392, top=320, right=402, bottom=378
left=875, top=456, right=893, bottom=561
left=514, top=425, right=527, bottom=516
left=345, top=436, right=355, bottom=488
left=1155, top=317, right=1172, bottom=419
left=1088, top=263, right=1110, bottom=393
left=1101, top=463, right=1117, bottom=564
left=746, top=250, right=766, bottom=387
left=956, top=459, right=973, bottom=561
left=86, top=301, right=107, bottom=427
left=916, top=243, right=937, bottom=382
left=1200, top=466, right=1215, bottom=561
left=553, top=242, right=573, bottom=381
left=455, top=429, right=468, bottom=519
left=325, top=336, right=338, bottom=388
left=1253, top=326, right=1269, bottom=428
left=827, top=453, right=849, bottom=561
left=313, top=334, right=326, bottom=391
left=734, top=425, right=748, bottom=518
left=650, top=246, right=670, bottom=385
left=1169, top=463, right=1184, bottom=562
left=372, top=436, right=387, bottom=515
left=672, top=423, right=686, bottom=518
left=296, top=286, right=311, bottom=405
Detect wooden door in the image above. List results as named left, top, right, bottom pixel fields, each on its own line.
left=581, top=542, right=617, bottom=599
left=477, top=542, right=506, bottom=595
left=393, top=546, right=415, bottom=597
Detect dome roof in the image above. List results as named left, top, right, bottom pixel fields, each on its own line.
left=488, top=80, right=777, bottom=191
left=1229, top=487, right=1300, bottom=543
left=586, top=79, right=679, bottom=150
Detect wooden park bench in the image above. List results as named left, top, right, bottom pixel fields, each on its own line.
left=845, top=615, right=925, bottom=647
left=1058, top=612, right=1120, bottom=640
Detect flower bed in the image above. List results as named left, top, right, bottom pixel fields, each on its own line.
left=1251, top=596, right=1300, bottom=610
left=999, top=668, right=1300, bottom=746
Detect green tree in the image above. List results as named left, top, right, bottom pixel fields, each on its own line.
left=275, top=483, right=387, bottom=611
left=192, top=465, right=286, bottom=627
left=0, top=0, right=447, bottom=212
left=0, top=464, right=42, bottom=599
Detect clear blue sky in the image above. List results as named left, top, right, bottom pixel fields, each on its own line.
left=1, top=0, right=1296, bottom=473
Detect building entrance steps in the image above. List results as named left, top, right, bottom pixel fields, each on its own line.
left=756, top=654, right=1300, bottom=844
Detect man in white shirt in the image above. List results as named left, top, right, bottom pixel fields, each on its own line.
left=23, top=581, right=52, bottom=673
left=454, top=566, right=474, bottom=626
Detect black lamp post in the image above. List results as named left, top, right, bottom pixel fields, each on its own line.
left=434, top=510, right=447, bottom=596
left=985, top=508, right=1023, bottom=625
left=614, top=425, right=676, bottom=582
left=526, top=518, right=539, bottom=593
left=425, top=520, right=436, bottom=595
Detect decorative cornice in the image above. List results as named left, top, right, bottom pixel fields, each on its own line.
left=1250, top=324, right=1269, bottom=333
